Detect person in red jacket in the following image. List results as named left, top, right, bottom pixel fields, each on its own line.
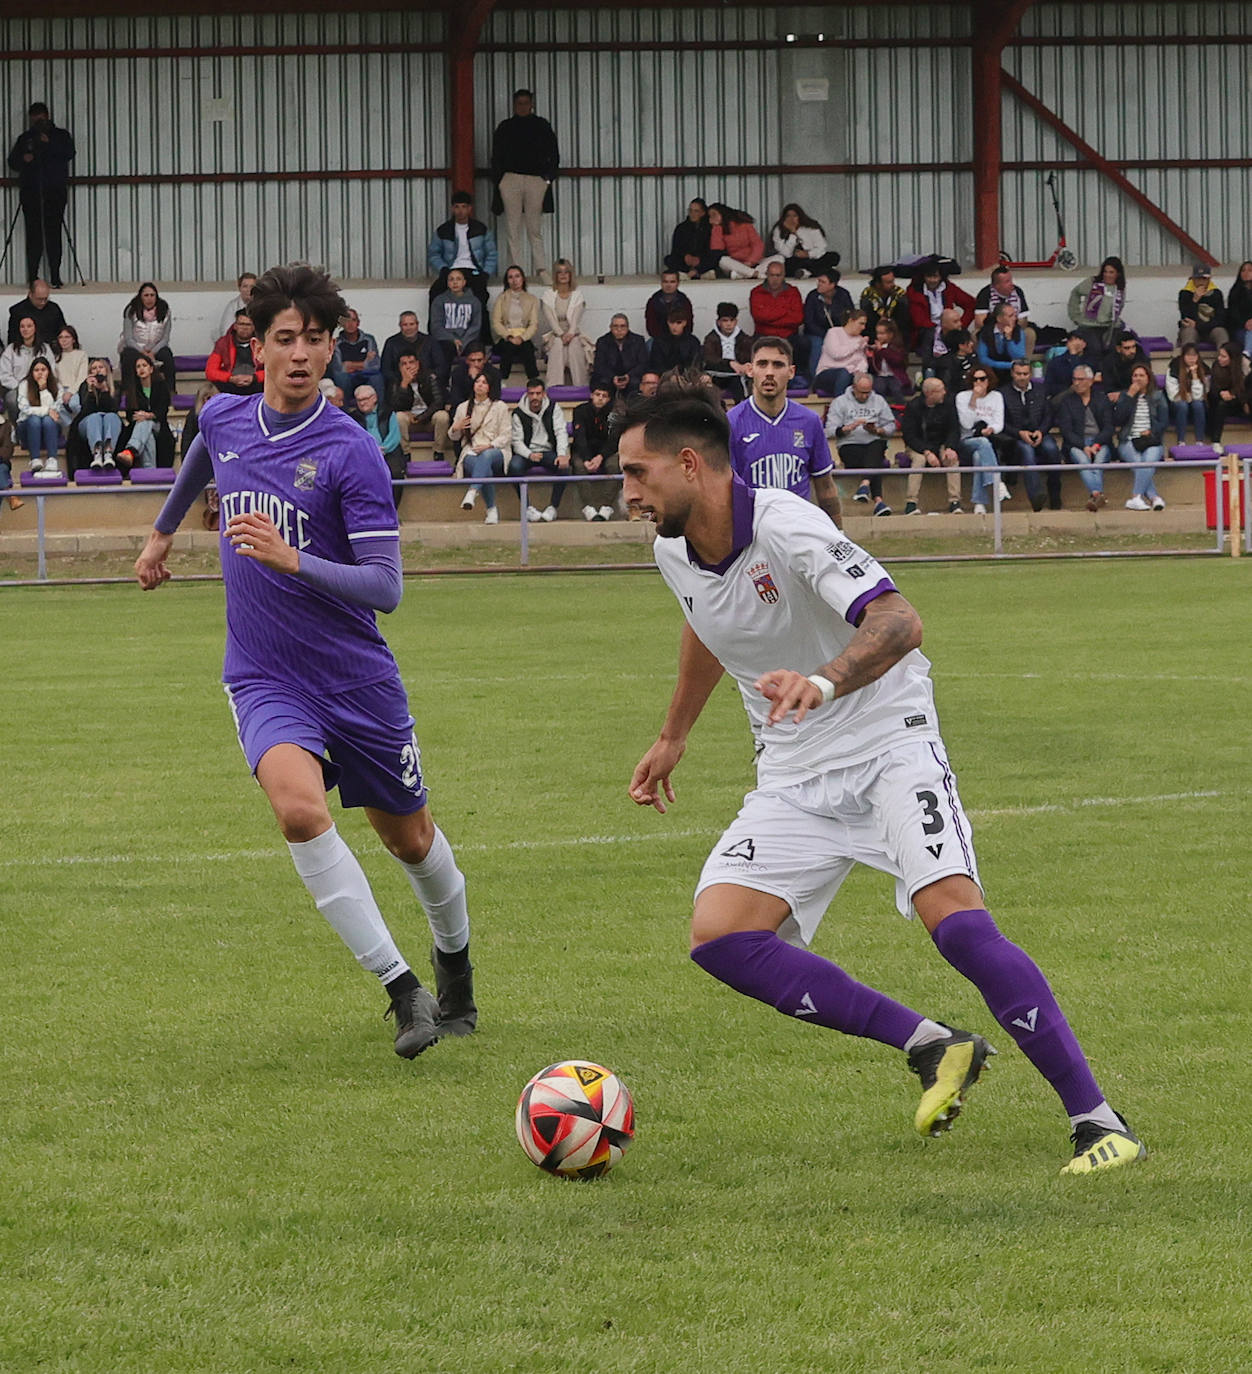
left=749, top=261, right=805, bottom=344
left=206, top=310, right=264, bottom=396
left=907, top=265, right=975, bottom=372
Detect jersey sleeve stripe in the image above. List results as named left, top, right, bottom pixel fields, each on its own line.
left=845, top=576, right=896, bottom=626
left=347, top=529, right=401, bottom=541
left=810, top=460, right=834, bottom=477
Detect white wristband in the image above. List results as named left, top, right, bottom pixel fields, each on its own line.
left=806, top=673, right=836, bottom=704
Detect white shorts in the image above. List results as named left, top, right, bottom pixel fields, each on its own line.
left=695, top=739, right=980, bottom=945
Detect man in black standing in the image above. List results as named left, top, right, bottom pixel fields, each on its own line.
left=491, top=89, right=559, bottom=285
left=7, top=103, right=75, bottom=288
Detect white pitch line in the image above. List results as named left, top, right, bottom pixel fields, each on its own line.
left=0, top=790, right=1231, bottom=872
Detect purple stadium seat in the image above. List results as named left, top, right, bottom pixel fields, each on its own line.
left=406, top=460, right=454, bottom=478
left=501, top=386, right=526, bottom=403
left=409, top=429, right=434, bottom=442
left=1137, top=336, right=1172, bottom=354
left=74, top=468, right=123, bottom=485
left=1154, top=374, right=1166, bottom=389
left=130, top=467, right=176, bottom=484
left=20, top=468, right=67, bottom=487
left=548, top=385, right=589, bottom=403
left=174, top=354, right=210, bottom=372
left=1222, top=444, right=1252, bottom=459
left=1170, top=444, right=1221, bottom=463
left=172, top=393, right=195, bottom=411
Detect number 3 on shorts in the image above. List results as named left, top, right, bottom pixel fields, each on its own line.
left=400, top=731, right=423, bottom=791
left=916, top=789, right=944, bottom=837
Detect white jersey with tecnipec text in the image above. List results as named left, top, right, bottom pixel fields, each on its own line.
left=653, top=485, right=942, bottom=786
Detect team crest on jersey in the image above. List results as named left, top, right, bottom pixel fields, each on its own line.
left=746, top=560, right=780, bottom=605
left=293, top=457, right=318, bottom=491
left=794, top=429, right=806, bottom=447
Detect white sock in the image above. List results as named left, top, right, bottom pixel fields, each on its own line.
left=287, top=826, right=409, bottom=984
left=1069, top=1101, right=1124, bottom=1134
left=393, top=825, right=470, bottom=955
left=903, top=1018, right=951, bottom=1053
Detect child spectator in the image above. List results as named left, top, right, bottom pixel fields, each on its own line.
left=648, top=308, right=702, bottom=376
left=569, top=384, right=620, bottom=521
left=868, top=319, right=911, bottom=402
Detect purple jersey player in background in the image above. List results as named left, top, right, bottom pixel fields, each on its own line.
left=134, top=264, right=475, bottom=1060
left=727, top=336, right=842, bottom=528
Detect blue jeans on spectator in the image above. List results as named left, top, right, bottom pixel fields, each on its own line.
left=959, top=435, right=997, bottom=505
left=508, top=449, right=565, bottom=512
left=81, top=412, right=123, bottom=454
left=1066, top=444, right=1111, bottom=493
left=806, top=335, right=825, bottom=382
left=18, top=414, right=59, bottom=462
left=1007, top=435, right=1061, bottom=508
left=462, top=446, right=505, bottom=509
left=1170, top=398, right=1206, bottom=443
left=1118, top=441, right=1162, bottom=499
left=126, top=419, right=159, bottom=467
left=0, top=458, right=11, bottom=490
left=814, top=367, right=853, bottom=398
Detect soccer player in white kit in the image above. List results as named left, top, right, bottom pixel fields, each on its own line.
left=618, top=391, right=1144, bottom=1174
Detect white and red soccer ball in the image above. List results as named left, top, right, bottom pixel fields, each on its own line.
left=515, top=1061, right=635, bottom=1179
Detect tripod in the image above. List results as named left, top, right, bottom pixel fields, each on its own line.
left=0, top=199, right=20, bottom=280
left=0, top=184, right=86, bottom=287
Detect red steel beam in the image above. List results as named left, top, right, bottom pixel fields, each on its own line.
left=448, top=0, right=497, bottom=196
left=971, top=1, right=1035, bottom=269
left=1002, top=69, right=1218, bottom=267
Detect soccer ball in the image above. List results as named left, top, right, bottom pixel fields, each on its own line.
left=515, top=1061, right=635, bottom=1179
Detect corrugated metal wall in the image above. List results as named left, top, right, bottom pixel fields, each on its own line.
left=1, top=5, right=1247, bottom=285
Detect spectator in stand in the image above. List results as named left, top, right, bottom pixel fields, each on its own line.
left=765, top=203, right=838, bottom=279
left=388, top=351, right=451, bottom=459
left=824, top=371, right=898, bottom=517
left=955, top=367, right=1007, bottom=516
left=381, top=311, right=437, bottom=389
left=974, top=265, right=1036, bottom=358
left=702, top=302, right=753, bottom=399
left=1176, top=264, right=1228, bottom=352
left=7, top=279, right=65, bottom=346
left=664, top=198, right=713, bottom=279
left=7, top=103, right=74, bottom=287
left=802, top=269, right=855, bottom=381
left=1068, top=256, right=1127, bottom=353
left=53, top=324, right=87, bottom=398
left=934, top=328, right=976, bottom=395
left=1001, top=358, right=1061, bottom=511
left=427, top=190, right=497, bottom=309
left=1, top=315, right=57, bottom=419
left=445, top=343, right=502, bottom=414
left=119, top=282, right=176, bottom=395
left=1113, top=365, right=1168, bottom=511
left=749, top=261, right=805, bottom=345
left=491, top=265, right=541, bottom=380
left=1164, top=344, right=1208, bottom=443
left=907, top=263, right=975, bottom=371
left=429, top=269, right=484, bottom=382
left=977, top=302, right=1027, bottom=385
left=115, top=353, right=174, bottom=474
left=0, top=410, right=17, bottom=509
left=491, top=89, right=558, bottom=283
left=860, top=266, right=912, bottom=345
left=17, top=358, right=63, bottom=477
left=649, top=308, right=702, bottom=377
left=813, top=309, right=870, bottom=397
left=592, top=314, right=648, bottom=399
left=451, top=370, right=510, bottom=524
left=1225, top=261, right=1252, bottom=355
left=927, top=306, right=964, bottom=369
left=1097, top=331, right=1149, bottom=404
left=1044, top=330, right=1090, bottom=397
left=510, top=376, right=571, bottom=522
left=215, top=271, right=257, bottom=341
left=1054, top=364, right=1114, bottom=512
left=66, top=357, right=122, bottom=473
left=207, top=310, right=264, bottom=396
left=1207, top=342, right=1250, bottom=443
left=638, top=370, right=661, bottom=399
left=708, top=203, right=765, bottom=280
left=329, top=307, right=383, bottom=399
left=349, top=383, right=406, bottom=508
left=901, top=377, right=963, bottom=515
left=645, top=270, right=694, bottom=340
left=541, top=258, right=592, bottom=388
left=868, top=318, right=911, bottom=403
left=569, top=384, right=620, bottom=522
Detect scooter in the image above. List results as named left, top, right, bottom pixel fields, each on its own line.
left=998, top=171, right=1077, bottom=271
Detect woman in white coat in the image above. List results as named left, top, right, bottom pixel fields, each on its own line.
left=540, top=258, right=593, bottom=387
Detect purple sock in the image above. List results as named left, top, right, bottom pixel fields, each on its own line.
left=690, top=929, right=924, bottom=1050
left=932, top=908, right=1103, bottom=1115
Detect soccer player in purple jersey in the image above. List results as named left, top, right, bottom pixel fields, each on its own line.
left=619, top=391, right=1144, bottom=1174
left=727, top=336, right=842, bottom=528
left=134, top=265, right=475, bottom=1060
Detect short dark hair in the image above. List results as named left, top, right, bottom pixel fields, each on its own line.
left=619, top=392, right=731, bottom=470
left=463, top=342, right=487, bottom=358
left=28, top=102, right=49, bottom=118
left=525, top=376, right=545, bottom=390
left=948, top=328, right=973, bottom=348
left=666, top=305, right=689, bottom=325
left=513, top=88, right=534, bottom=101
left=716, top=302, right=738, bottom=319
left=248, top=264, right=347, bottom=338
left=234, top=308, right=250, bottom=320
left=750, top=335, right=793, bottom=363
left=451, top=189, right=473, bottom=205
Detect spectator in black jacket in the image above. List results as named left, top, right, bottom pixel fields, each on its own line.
left=801, top=270, right=855, bottom=382
left=1177, top=264, right=1228, bottom=351
left=1096, top=332, right=1148, bottom=403
left=491, top=89, right=559, bottom=283
left=592, top=315, right=648, bottom=398
left=664, top=198, right=713, bottom=278
left=648, top=309, right=701, bottom=376
left=644, top=271, right=694, bottom=340
left=702, top=303, right=753, bottom=398
left=7, top=279, right=66, bottom=346
left=1044, top=331, right=1090, bottom=397
left=65, top=357, right=121, bottom=475
left=1054, top=365, right=1113, bottom=512
left=445, top=343, right=502, bottom=414
left=388, top=351, right=450, bottom=459
left=381, top=312, right=438, bottom=390
left=999, top=358, right=1061, bottom=510
left=7, top=103, right=74, bottom=287
left=569, top=384, right=621, bottom=521
left=934, top=330, right=975, bottom=394
left=1225, top=261, right=1252, bottom=355
left=901, top=378, right=963, bottom=515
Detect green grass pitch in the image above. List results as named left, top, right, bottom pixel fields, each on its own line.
left=2, top=558, right=1250, bottom=1373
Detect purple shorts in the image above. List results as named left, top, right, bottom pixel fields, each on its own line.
left=225, top=674, right=427, bottom=814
